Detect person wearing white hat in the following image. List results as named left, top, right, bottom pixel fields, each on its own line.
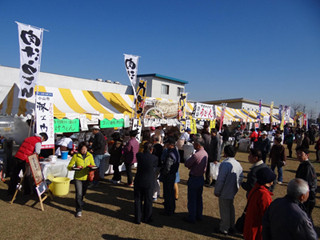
left=90, top=125, right=106, bottom=183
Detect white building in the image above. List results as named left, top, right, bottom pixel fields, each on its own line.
left=204, top=98, right=279, bottom=115
left=137, top=73, right=188, bottom=101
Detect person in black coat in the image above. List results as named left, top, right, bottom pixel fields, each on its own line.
left=109, top=132, right=123, bottom=184
left=241, top=148, right=268, bottom=196
left=295, top=147, right=317, bottom=221
left=254, top=131, right=271, bottom=163
left=262, top=178, right=317, bottom=240
left=134, top=142, right=158, bottom=224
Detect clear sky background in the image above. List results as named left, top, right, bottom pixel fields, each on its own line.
left=1, top=0, right=320, bottom=116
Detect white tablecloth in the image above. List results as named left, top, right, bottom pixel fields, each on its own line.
left=40, top=158, right=74, bottom=180
left=40, top=154, right=137, bottom=180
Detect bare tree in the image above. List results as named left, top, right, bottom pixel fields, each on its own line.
left=308, top=109, right=315, bottom=120
left=291, top=102, right=304, bottom=116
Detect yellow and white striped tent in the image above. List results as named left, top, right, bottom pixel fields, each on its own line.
left=218, top=107, right=256, bottom=122
left=0, top=84, right=134, bottom=120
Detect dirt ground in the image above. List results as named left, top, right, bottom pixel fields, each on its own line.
left=0, top=146, right=319, bottom=240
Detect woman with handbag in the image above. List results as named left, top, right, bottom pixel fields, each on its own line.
left=67, top=142, right=95, bottom=217
left=243, top=167, right=276, bottom=240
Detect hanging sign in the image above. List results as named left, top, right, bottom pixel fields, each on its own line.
left=192, top=103, right=215, bottom=120
left=36, top=92, right=54, bottom=149
left=135, top=79, right=147, bottom=119
left=190, top=119, right=197, bottom=134
left=100, top=118, right=124, bottom=128
left=210, top=119, right=216, bottom=131
left=54, top=119, right=80, bottom=133
left=17, top=22, right=44, bottom=99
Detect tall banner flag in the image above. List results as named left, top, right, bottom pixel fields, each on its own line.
left=124, top=54, right=139, bottom=100
left=280, top=105, right=285, bottom=130
left=257, top=99, right=262, bottom=121
left=303, top=113, right=308, bottom=130
left=295, top=112, right=303, bottom=127
left=269, top=101, right=274, bottom=126
left=135, top=79, right=147, bottom=119
left=219, top=103, right=227, bottom=132
left=17, top=22, right=44, bottom=99
left=284, top=106, right=290, bottom=124
left=178, top=93, right=187, bottom=120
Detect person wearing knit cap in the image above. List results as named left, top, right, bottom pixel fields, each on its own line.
left=243, top=167, right=276, bottom=240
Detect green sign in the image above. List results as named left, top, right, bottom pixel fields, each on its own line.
left=54, top=119, right=80, bottom=133
left=100, top=118, right=124, bottom=128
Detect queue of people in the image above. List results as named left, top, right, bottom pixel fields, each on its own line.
left=6, top=123, right=319, bottom=239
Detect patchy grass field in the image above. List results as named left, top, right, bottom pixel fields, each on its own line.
left=0, top=146, right=319, bottom=240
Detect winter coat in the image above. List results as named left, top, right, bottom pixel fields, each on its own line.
left=67, top=152, right=95, bottom=181
left=15, top=136, right=42, bottom=162
left=243, top=183, right=273, bottom=240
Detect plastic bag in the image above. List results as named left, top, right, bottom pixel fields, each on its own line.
left=210, top=162, right=220, bottom=180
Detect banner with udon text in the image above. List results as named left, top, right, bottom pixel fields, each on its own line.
left=17, top=22, right=43, bottom=99
left=124, top=54, right=139, bottom=99
left=192, top=103, right=215, bottom=120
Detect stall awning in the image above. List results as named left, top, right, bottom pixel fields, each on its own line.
left=0, top=84, right=134, bottom=120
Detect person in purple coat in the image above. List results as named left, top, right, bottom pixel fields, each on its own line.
left=123, top=129, right=140, bottom=187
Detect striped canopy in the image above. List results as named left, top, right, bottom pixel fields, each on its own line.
left=0, top=84, right=134, bottom=120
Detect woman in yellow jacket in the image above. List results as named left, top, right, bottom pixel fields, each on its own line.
left=67, top=142, right=95, bottom=217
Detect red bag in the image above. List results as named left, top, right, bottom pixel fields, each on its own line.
left=87, top=170, right=95, bottom=182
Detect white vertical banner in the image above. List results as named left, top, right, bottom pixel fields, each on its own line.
left=124, top=54, right=139, bottom=99
left=285, top=106, right=291, bottom=123
left=35, top=92, right=54, bottom=149
left=17, top=22, right=44, bottom=99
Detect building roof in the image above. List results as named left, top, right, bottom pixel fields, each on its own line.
left=203, top=98, right=278, bottom=108
left=137, top=73, right=188, bottom=84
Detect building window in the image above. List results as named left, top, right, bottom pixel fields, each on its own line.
left=161, top=84, right=169, bottom=95
left=177, top=87, right=184, bottom=96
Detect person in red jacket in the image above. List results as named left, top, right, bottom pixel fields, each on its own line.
left=243, top=167, right=276, bottom=240
left=8, top=132, right=48, bottom=195
left=249, top=128, right=258, bottom=148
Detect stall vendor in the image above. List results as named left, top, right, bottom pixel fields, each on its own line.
left=8, top=132, right=48, bottom=196
left=55, top=133, right=73, bottom=156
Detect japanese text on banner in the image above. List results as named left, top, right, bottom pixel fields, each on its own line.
left=124, top=54, right=139, bottom=100
left=36, top=92, right=54, bottom=149
left=135, top=79, right=147, bottom=119
left=17, top=22, right=43, bottom=99
left=178, top=93, right=187, bottom=120
left=192, top=103, right=215, bottom=120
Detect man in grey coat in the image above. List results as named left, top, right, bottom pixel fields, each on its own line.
left=262, top=178, right=317, bottom=240
left=214, top=145, right=243, bottom=235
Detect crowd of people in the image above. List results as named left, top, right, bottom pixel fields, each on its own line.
left=7, top=122, right=319, bottom=239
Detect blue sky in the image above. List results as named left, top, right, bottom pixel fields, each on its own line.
left=1, top=0, right=320, bottom=116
